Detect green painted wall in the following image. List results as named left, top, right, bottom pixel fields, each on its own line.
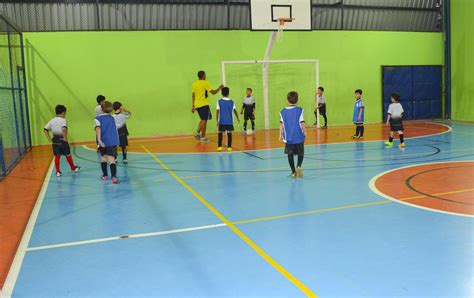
left=24, top=30, right=443, bottom=145
left=451, top=0, right=474, bottom=121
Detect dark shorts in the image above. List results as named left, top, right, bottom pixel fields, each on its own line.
left=98, top=146, right=118, bottom=157
left=243, top=105, right=255, bottom=121
left=118, top=125, right=129, bottom=147
left=197, top=105, right=212, bottom=121
left=390, top=118, right=404, bottom=132
left=284, top=143, right=304, bottom=155
left=317, top=104, right=326, bottom=116
left=52, top=137, right=70, bottom=156
left=218, top=124, right=234, bottom=132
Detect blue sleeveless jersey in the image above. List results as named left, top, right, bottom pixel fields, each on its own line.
left=280, top=106, right=305, bottom=144
left=353, top=98, right=365, bottom=123
left=217, top=98, right=236, bottom=125
left=95, top=114, right=119, bottom=147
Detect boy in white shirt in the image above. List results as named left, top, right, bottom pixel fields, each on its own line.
left=112, top=101, right=131, bottom=163
left=44, top=105, right=80, bottom=177
left=95, top=95, right=106, bottom=116
left=385, top=93, right=405, bottom=148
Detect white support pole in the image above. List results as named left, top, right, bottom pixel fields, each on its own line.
left=262, top=31, right=277, bottom=130
left=316, top=61, right=320, bottom=128
left=221, top=62, right=226, bottom=86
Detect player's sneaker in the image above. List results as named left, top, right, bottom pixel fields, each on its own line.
left=193, top=133, right=201, bottom=140
left=242, top=130, right=246, bottom=135
left=112, top=177, right=120, bottom=184
left=217, top=147, right=223, bottom=152
left=200, top=137, right=210, bottom=143
left=358, top=136, right=364, bottom=139
left=74, top=166, right=81, bottom=173
left=289, top=172, right=297, bottom=178
left=296, top=167, right=303, bottom=178
left=322, top=125, right=327, bottom=129
left=384, top=141, right=393, bottom=147
left=252, top=130, right=256, bottom=134
left=100, top=176, right=109, bottom=181
left=123, top=159, right=128, bottom=164
left=352, top=135, right=359, bottom=139
left=399, top=142, right=406, bottom=148
left=313, top=122, right=317, bottom=125
left=56, top=172, right=62, bottom=177
left=227, top=147, right=233, bottom=152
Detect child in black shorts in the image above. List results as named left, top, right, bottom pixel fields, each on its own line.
left=240, top=88, right=256, bottom=134
left=385, top=93, right=406, bottom=148
left=113, top=101, right=131, bottom=163
left=44, top=105, right=80, bottom=177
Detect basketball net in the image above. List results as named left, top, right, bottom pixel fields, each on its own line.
left=276, top=17, right=294, bottom=43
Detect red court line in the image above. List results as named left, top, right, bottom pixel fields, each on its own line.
left=84, top=121, right=450, bottom=153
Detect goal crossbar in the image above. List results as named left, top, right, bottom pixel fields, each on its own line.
left=221, top=59, right=320, bottom=129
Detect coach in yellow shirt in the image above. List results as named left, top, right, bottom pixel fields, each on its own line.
left=192, top=70, right=223, bottom=142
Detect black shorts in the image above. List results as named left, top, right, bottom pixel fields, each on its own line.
left=317, top=104, right=326, bottom=116
left=390, top=118, right=404, bottom=132
left=243, top=105, right=255, bottom=121
left=218, top=124, right=234, bottom=132
left=118, top=125, right=129, bottom=147
left=197, top=105, right=212, bottom=121
left=98, top=146, right=118, bottom=157
left=284, top=143, right=304, bottom=155
left=52, top=137, right=70, bottom=156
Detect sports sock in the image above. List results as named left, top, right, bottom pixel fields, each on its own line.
left=297, top=154, right=304, bottom=167
left=360, top=125, right=365, bottom=136
left=54, top=155, right=61, bottom=173
left=227, top=132, right=232, bottom=147
left=355, top=126, right=361, bottom=136
left=288, top=154, right=296, bottom=173
left=218, top=132, right=223, bottom=147
left=400, top=134, right=404, bottom=143
left=243, top=121, right=247, bottom=131
left=66, top=155, right=75, bottom=170
left=101, top=162, right=108, bottom=177
left=110, top=163, right=117, bottom=178
left=251, top=120, right=255, bottom=130
left=121, top=146, right=127, bottom=160
left=323, top=115, right=327, bottom=126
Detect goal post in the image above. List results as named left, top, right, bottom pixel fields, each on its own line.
left=221, top=59, right=320, bottom=130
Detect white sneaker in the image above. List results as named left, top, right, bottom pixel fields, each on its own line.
left=200, top=137, right=210, bottom=143
left=74, top=166, right=81, bottom=173
left=56, top=172, right=62, bottom=177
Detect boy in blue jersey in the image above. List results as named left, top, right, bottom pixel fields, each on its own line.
left=279, top=91, right=306, bottom=178
left=216, top=87, right=240, bottom=152
left=95, top=101, right=120, bottom=184
left=352, top=89, right=365, bottom=139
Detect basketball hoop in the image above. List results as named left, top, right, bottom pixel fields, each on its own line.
left=276, top=17, right=294, bottom=42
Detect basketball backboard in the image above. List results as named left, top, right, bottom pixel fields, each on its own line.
left=250, top=0, right=312, bottom=30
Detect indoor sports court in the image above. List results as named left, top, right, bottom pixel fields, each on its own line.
left=0, top=0, right=473, bottom=297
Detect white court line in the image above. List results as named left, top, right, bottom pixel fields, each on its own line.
left=80, top=122, right=453, bottom=156
left=26, top=223, right=227, bottom=252
left=368, top=160, right=474, bottom=218
left=1, top=160, right=54, bottom=298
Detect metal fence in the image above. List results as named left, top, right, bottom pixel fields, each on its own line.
left=0, top=13, right=30, bottom=178
left=0, top=0, right=443, bottom=32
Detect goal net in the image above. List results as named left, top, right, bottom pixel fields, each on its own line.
left=221, top=60, right=320, bottom=131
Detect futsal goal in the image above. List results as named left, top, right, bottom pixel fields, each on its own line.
left=221, top=59, right=320, bottom=130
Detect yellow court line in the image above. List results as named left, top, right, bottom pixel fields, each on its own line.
left=232, top=188, right=474, bottom=225
left=141, top=145, right=317, bottom=297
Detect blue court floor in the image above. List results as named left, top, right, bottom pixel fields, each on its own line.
left=7, top=122, right=474, bottom=297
